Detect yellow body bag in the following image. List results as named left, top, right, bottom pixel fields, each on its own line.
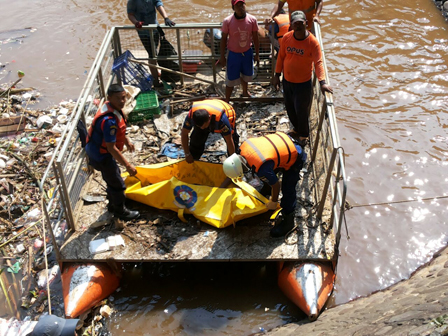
left=123, top=160, right=271, bottom=228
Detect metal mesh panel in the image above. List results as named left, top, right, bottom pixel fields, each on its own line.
left=116, top=24, right=274, bottom=85
left=40, top=29, right=118, bottom=230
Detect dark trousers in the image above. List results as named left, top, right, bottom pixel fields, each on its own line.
left=283, top=79, right=313, bottom=138
left=189, top=127, right=240, bottom=160
left=138, top=30, right=160, bottom=59
left=88, top=155, right=126, bottom=207
left=280, top=156, right=305, bottom=215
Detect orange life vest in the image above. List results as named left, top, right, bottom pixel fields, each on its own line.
left=240, top=132, right=298, bottom=172
left=274, top=14, right=290, bottom=43
left=86, top=102, right=127, bottom=154
left=188, top=99, right=236, bottom=133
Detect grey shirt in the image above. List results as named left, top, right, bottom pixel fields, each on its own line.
left=127, top=0, right=164, bottom=25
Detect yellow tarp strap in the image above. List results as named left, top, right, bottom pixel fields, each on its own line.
left=233, top=178, right=282, bottom=220
left=177, top=208, right=187, bottom=223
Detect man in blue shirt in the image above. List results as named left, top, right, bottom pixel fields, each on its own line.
left=127, top=0, right=176, bottom=87
left=86, top=84, right=139, bottom=221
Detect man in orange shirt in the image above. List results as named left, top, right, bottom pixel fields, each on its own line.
left=266, top=0, right=323, bottom=29
left=272, top=11, right=332, bottom=143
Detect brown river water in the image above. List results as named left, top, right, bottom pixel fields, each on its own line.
left=1, top=0, right=448, bottom=334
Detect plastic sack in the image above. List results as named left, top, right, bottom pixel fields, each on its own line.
left=122, top=84, right=141, bottom=117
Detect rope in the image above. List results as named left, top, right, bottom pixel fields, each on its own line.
left=346, top=195, right=448, bottom=209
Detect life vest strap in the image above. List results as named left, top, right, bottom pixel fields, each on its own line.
left=262, top=135, right=281, bottom=167
left=275, top=133, right=292, bottom=164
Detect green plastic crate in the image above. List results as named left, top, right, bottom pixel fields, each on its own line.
left=128, top=91, right=160, bottom=122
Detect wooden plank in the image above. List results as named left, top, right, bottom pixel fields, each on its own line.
left=0, top=116, right=26, bottom=136
left=0, top=116, right=24, bottom=126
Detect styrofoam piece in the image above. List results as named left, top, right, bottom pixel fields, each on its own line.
left=27, top=208, right=41, bottom=219
left=37, top=264, right=60, bottom=289
left=58, top=108, right=69, bottom=115
left=15, top=244, right=25, bottom=254
left=36, top=115, right=53, bottom=129
left=106, top=235, right=125, bottom=250
left=89, top=239, right=110, bottom=254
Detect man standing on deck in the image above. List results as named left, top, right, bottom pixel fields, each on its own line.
left=86, top=84, right=140, bottom=220
left=265, top=0, right=323, bottom=31
left=272, top=11, right=332, bottom=146
left=219, top=0, right=260, bottom=102
left=181, top=99, right=239, bottom=163
left=222, top=132, right=307, bottom=237
left=127, top=0, right=176, bottom=87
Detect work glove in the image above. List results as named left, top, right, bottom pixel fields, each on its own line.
left=135, top=21, right=144, bottom=29
left=266, top=200, right=278, bottom=210
left=164, top=17, right=176, bottom=27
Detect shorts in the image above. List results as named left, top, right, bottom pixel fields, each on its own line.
left=226, top=48, right=254, bottom=87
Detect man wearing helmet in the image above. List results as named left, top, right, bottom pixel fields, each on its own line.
left=181, top=99, right=239, bottom=163
left=223, top=131, right=306, bottom=237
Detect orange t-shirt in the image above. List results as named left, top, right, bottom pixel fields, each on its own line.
left=281, top=0, right=317, bottom=27
left=275, top=30, right=325, bottom=83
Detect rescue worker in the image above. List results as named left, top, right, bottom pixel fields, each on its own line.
left=85, top=84, right=140, bottom=220
left=273, top=11, right=333, bottom=145
left=222, top=132, right=306, bottom=237
left=265, top=10, right=290, bottom=52
left=265, top=0, right=323, bottom=31
left=181, top=99, right=239, bottom=163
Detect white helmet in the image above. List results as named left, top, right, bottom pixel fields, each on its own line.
left=223, top=153, right=244, bottom=179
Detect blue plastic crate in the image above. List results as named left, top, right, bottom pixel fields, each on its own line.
left=112, top=50, right=153, bottom=92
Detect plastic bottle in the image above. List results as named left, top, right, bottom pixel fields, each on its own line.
left=161, top=99, right=171, bottom=115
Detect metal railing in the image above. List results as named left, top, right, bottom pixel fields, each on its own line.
left=114, top=23, right=275, bottom=85
left=310, top=22, right=348, bottom=253
left=39, top=23, right=347, bottom=260
left=39, top=28, right=117, bottom=231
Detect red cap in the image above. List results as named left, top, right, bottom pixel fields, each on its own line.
left=231, top=0, right=245, bottom=5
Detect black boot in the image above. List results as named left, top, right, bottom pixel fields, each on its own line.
left=107, top=203, right=115, bottom=213
left=114, top=205, right=140, bottom=220
left=270, top=213, right=295, bottom=237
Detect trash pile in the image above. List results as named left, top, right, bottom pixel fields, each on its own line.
left=0, top=83, right=76, bottom=217
left=0, top=81, right=115, bottom=335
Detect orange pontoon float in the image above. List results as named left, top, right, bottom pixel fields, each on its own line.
left=62, top=263, right=120, bottom=318
left=278, top=261, right=335, bottom=320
